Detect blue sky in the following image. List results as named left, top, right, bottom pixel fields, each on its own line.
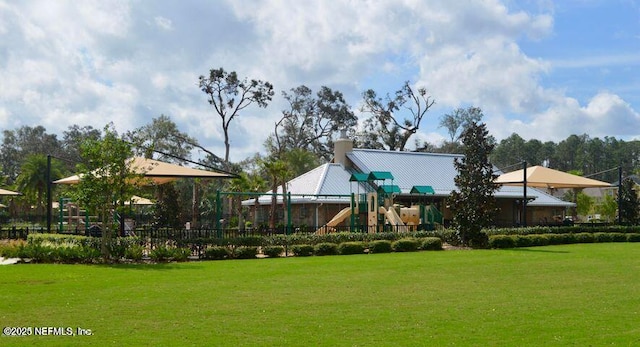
left=0, top=0, right=638, bottom=162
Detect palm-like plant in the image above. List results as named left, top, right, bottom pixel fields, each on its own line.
left=15, top=154, right=63, bottom=215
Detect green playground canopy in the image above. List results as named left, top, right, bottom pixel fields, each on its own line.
left=410, top=185, right=435, bottom=194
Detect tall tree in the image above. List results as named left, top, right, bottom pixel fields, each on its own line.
left=448, top=121, right=499, bottom=247
left=555, top=134, right=588, bottom=172
left=618, top=177, right=639, bottom=225
left=199, top=68, right=274, bottom=169
left=126, top=115, right=197, bottom=163
left=0, top=126, right=62, bottom=182
left=260, top=157, right=291, bottom=230
left=71, top=124, right=138, bottom=259
left=61, top=125, right=102, bottom=171
left=439, top=106, right=483, bottom=143
left=491, top=133, right=527, bottom=170
left=358, top=81, right=434, bottom=151
left=267, top=85, right=357, bottom=161
left=15, top=154, right=64, bottom=216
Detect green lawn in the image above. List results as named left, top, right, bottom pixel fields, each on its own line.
left=1, top=243, right=639, bottom=346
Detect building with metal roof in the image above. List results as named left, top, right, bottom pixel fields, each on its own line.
left=243, top=134, right=574, bottom=229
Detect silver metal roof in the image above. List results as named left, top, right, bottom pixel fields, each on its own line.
left=347, top=149, right=573, bottom=206
left=243, top=148, right=574, bottom=207
left=242, top=163, right=369, bottom=206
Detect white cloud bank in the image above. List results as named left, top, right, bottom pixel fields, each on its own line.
left=0, top=0, right=638, bottom=161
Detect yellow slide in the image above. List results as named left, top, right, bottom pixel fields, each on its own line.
left=380, top=206, right=409, bottom=233
left=316, top=207, right=352, bottom=234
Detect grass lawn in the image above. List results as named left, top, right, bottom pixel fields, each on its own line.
left=1, top=243, right=639, bottom=346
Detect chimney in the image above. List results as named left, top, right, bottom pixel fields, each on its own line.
left=333, top=129, right=353, bottom=167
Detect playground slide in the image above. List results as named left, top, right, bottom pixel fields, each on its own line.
left=316, top=207, right=352, bottom=233
left=382, top=207, right=409, bottom=232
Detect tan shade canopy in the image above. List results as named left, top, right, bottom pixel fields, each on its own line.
left=495, top=165, right=611, bottom=189
left=124, top=195, right=155, bottom=206
left=0, top=188, right=20, bottom=195
left=54, top=157, right=235, bottom=185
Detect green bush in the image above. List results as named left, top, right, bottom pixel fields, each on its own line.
left=513, top=235, right=532, bottom=247
left=232, top=236, right=264, bottom=247
left=420, top=237, right=443, bottom=251
left=149, top=246, right=174, bottom=262
left=337, top=242, right=366, bottom=255
left=314, top=243, right=338, bottom=256
left=109, top=237, right=141, bottom=258
left=547, top=233, right=575, bottom=245
left=262, top=245, right=285, bottom=258
left=368, top=240, right=392, bottom=254
left=391, top=238, right=420, bottom=252
left=589, top=232, right=625, bottom=243
left=489, top=235, right=516, bottom=249
left=172, top=247, right=192, bottom=262
left=19, top=243, right=55, bottom=263
left=0, top=240, right=25, bottom=258
left=575, top=233, right=595, bottom=243
left=526, top=234, right=550, bottom=247
left=627, top=233, right=640, bottom=242
left=203, top=246, right=230, bottom=260
left=233, top=246, right=258, bottom=259
left=124, top=244, right=144, bottom=261
left=608, top=233, right=627, bottom=242
left=291, top=244, right=314, bottom=257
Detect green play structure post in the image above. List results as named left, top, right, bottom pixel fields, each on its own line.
left=350, top=193, right=355, bottom=233
left=216, top=190, right=222, bottom=238
left=286, top=192, right=292, bottom=235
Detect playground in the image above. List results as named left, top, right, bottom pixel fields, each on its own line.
left=237, top=170, right=444, bottom=235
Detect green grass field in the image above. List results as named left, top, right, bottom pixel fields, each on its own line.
left=1, top=243, right=639, bottom=346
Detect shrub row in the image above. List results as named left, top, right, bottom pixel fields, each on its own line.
left=199, top=237, right=443, bottom=260
left=289, top=237, right=442, bottom=257
left=489, top=232, right=640, bottom=249
left=0, top=240, right=100, bottom=264
left=484, top=225, right=640, bottom=236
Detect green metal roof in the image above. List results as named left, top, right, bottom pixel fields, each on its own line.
left=378, top=184, right=401, bottom=194
left=349, top=173, right=370, bottom=182
left=410, top=185, right=435, bottom=194
left=368, top=171, right=394, bottom=180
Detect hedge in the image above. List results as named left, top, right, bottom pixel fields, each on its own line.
left=314, top=243, right=339, bottom=256
left=420, top=237, right=443, bottom=251
left=337, top=242, right=366, bottom=255
left=262, top=245, right=285, bottom=258
left=368, top=240, right=392, bottom=254
left=391, top=238, right=421, bottom=252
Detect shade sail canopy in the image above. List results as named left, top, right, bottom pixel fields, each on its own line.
left=124, top=195, right=154, bottom=206
left=54, top=157, right=236, bottom=185
left=495, top=166, right=611, bottom=189
left=0, top=188, right=20, bottom=195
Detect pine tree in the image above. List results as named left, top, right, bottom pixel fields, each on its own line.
left=448, top=121, right=499, bottom=247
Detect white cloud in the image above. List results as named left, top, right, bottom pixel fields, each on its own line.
left=0, top=0, right=638, bottom=164
left=154, top=16, right=173, bottom=31
left=489, top=92, right=640, bottom=142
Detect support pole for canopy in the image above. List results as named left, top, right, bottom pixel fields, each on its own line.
left=286, top=192, right=292, bottom=235
left=618, top=166, right=622, bottom=225
left=46, top=154, right=52, bottom=233
left=522, top=161, right=527, bottom=227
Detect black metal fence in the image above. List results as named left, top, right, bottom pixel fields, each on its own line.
left=1, top=223, right=423, bottom=241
